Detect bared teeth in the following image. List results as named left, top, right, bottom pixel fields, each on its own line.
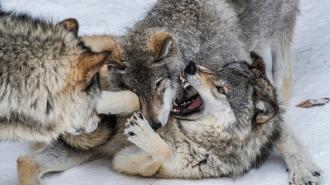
left=171, top=108, right=180, bottom=113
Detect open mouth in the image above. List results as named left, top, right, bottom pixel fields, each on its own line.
left=171, top=93, right=203, bottom=116
left=170, top=71, right=203, bottom=116
left=171, top=62, right=206, bottom=116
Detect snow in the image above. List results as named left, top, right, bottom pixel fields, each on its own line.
left=0, top=0, right=329, bottom=184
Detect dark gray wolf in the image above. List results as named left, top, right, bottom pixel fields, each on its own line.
left=0, top=9, right=126, bottom=142
left=103, top=0, right=298, bottom=129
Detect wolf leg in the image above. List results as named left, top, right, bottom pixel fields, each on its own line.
left=112, top=146, right=164, bottom=177
left=116, top=113, right=227, bottom=178
left=112, top=112, right=172, bottom=177
left=96, top=91, right=140, bottom=115
left=270, top=31, right=294, bottom=105
left=17, top=141, right=95, bottom=185
left=275, top=125, right=321, bottom=185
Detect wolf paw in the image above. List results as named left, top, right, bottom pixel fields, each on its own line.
left=66, top=114, right=99, bottom=135
left=124, top=112, right=156, bottom=150
left=288, top=164, right=321, bottom=185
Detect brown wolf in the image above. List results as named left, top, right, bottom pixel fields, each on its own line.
left=0, top=9, right=122, bottom=142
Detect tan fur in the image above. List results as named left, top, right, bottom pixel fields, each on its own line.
left=280, top=74, right=292, bottom=105
left=61, top=120, right=113, bottom=150
left=30, top=142, right=47, bottom=151
left=113, top=147, right=163, bottom=177
left=17, top=155, right=41, bottom=185
left=0, top=124, right=62, bottom=143
left=57, top=35, right=140, bottom=150
left=148, top=32, right=174, bottom=58
left=62, top=52, right=110, bottom=93
left=57, top=18, right=79, bottom=36
left=96, top=91, right=140, bottom=115
left=81, top=35, right=123, bottom=67
left=99, top=65, right=110, bottom=89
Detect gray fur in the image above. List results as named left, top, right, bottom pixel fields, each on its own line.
left=0, top=9, right=110, bottom=141
left=109, top=0, right=298, bottom=126
left=15, top=0, right=321, bottom=184
left=17, top=54, right=320, bottom=185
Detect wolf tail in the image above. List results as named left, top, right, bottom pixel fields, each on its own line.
left=61, top=114, right=116, bottom=150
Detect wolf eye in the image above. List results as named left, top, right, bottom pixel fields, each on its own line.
left=216, top=86, right=225, bottom=94
left=119, top=83, right=128, bottom=89
left=156, top=79, right=163, bottom=89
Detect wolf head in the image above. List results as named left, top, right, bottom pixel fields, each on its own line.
left=184, top=52, right=279, bottom=127
left=44, top=19, right=116, bottom=135
left=0, top=17, right=119, bottom=138
left=106, top=31, right=183, bottom=129
left=55, top=19, right=136, bottom=135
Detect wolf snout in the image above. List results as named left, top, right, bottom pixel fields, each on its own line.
left=151, top=121, right=162, bottom=131
left=184, top=61, right=197, bottom=75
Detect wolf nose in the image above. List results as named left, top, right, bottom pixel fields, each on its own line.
left=151, top=122, right=162, bottom=130
left=184, top=61, right=197, bottom=75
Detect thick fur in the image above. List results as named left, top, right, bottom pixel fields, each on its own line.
left=0, top=10, right=106, bottom=141
left=0, top=10, right=120, bottom=142
left=102, top=0, right=298, bottom=130
left=17, top=53, right=321, bottom=185
left=16, top=0, right=321, bottom=184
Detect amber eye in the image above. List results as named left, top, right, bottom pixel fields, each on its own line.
left=216, top=86, right=225, bottom=94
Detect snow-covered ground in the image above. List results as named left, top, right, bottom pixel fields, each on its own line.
left=0, top=0, right=329, bottom=184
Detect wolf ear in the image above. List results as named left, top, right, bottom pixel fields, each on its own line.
left=254, top=91, right=279, bottom=125
left=77, top=51, right=112, bottom=82
left=80, top=35, right=125, bottom=69
left=57, top=18, right=79, bottom=37
left=148, top=32, right=176, bottom=62
left=250, top=51, right=266, bottom=75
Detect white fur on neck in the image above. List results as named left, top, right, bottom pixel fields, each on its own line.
left=201, top=90, right=236, bottom=128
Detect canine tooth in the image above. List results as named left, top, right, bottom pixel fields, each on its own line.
left=183, top=83, right=191, bottom=89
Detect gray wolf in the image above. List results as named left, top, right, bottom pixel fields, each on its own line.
left=102, top=0, right=298, bottom=130
left=16, top=53, right=321, bottom=185
left=0, top=9, right=125, bottom=142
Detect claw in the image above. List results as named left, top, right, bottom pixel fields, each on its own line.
left=128, top=132, right=135, bottom=136
left=312, top=171, right=321, bottom=177
left=138, top=112, right=144, bottom=119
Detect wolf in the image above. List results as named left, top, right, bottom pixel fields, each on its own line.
left=101, top=0, right=298, bottom=130
left=0, top=9, right=129, bottom=142
left=16, top=53, right=321, bottom=185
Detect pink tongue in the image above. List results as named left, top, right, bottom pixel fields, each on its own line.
left=187, top=97, right=202, bottom=110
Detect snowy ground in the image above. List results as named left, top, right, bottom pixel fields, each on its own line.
left=0, top=0, right=329, bottom=185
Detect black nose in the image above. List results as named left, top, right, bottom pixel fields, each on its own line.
left=184, top=61, right=197, bottom=75
left=151, top=122, right=162, bottom=130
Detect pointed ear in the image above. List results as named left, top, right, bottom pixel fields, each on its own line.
left=57, top=18, right=79, bottom=37
left=80, top=35, right=125, bottom=69
left=250, top=51, right=266, bottom=75
left=77, top=51, right=111, bottom=81
left=254, top=92, right=279, bottom=125
left=148, top=32, right=176, bottom=62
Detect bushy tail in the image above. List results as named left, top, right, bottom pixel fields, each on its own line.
left=61, top=114, right=116, bottom=150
